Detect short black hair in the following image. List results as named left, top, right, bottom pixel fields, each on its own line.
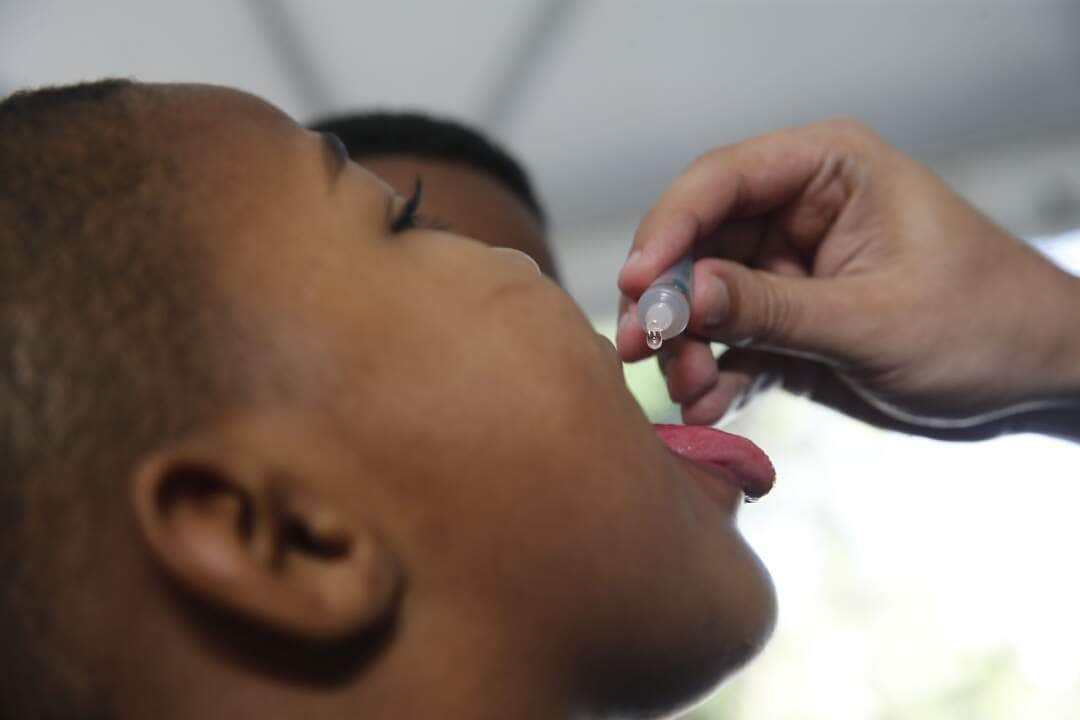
left=308, top=111, right=546, bottom=229
left=0, top=79, right=244, bottom=719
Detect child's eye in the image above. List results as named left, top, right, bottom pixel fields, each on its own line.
left=390, top=179, right=452, bottom=234
left=391, top=179, right=423, bottom=233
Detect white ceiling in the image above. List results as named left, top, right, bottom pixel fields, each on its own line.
left=4, top=0, right=1079, bottom=312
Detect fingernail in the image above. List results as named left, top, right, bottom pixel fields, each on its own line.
left=618, top=308, right=636, bottom=336
left=700, top=274, right=729, bottom=329
left=622, top=248, right=642, bottom=273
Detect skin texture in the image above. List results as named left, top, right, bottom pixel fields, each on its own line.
left=103, top=86, right=776, bottom=720
left=359, top=155, right=558, bottom=279
left=617, top=119, right=1080, bottom=437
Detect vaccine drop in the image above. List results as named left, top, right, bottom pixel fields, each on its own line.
left=638, top=256, right=691, bottom=351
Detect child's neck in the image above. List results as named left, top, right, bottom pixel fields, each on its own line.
left=360, top=604, right=581, bottom=719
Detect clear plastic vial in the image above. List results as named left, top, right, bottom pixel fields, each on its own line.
left=637, top=255, right=692, bottom=350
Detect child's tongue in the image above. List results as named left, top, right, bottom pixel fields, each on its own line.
left=653, top=424, right=775, bottom=499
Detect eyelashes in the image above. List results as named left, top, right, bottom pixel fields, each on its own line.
left=391, top=178, right=423, bottom=233
left=389, top=179, right=451, bottom=233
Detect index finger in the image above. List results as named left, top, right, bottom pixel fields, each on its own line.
left=618, top=124, right=830, bottom=299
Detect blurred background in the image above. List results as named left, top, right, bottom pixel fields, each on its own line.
left=4, top=1, right=1079, bottom=717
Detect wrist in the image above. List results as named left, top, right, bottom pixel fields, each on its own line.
left=1062, top=276, right=1080, bottom=398
left=1043, top=272, right=1080, bottom=404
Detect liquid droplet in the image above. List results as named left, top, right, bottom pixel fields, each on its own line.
left=744, top=494, right=760, bottom=504
left=646, top=329, right=663, bottom=350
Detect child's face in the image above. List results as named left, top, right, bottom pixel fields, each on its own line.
left=359, top=154, right=557, bottom=278
left=188, top=86, right=774, bottom=709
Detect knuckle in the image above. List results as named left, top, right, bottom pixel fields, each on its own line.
left=687, top=147, right=720, bottom=173
left=820, top=117, right=888, bottom=152
left=824, top=116, right=866, bottom=136
left=755, top=274, right=800, bottom=343
left=685, top=144, right=737, bottom=181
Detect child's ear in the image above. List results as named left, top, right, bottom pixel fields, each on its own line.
left=130, top=417, right=401, bottom=644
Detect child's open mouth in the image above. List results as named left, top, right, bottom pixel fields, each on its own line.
left=653, top=424, right=775, bottom=501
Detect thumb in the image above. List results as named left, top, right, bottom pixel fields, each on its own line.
left=691, top=258, right=868, bottom=362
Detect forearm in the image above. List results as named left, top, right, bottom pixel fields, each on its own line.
left=960, top=255, right=1080, bottom=442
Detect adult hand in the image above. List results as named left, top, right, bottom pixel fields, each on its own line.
left=617, top=119, right=1080, bottom=432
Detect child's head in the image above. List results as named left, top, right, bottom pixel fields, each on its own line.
left=0, top=81, right=774, bottom=719
left=309, top=110, right=558, bottom=280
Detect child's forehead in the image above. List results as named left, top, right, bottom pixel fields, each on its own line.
left=155, top=84, right=301, bottom=154
left=146, top=85, right=318, bottom=203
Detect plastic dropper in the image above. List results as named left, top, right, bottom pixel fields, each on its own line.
left=636, top=254, right=692, bottom=350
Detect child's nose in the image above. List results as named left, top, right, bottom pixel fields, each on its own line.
left=489, top=247, right=541, bottom=276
